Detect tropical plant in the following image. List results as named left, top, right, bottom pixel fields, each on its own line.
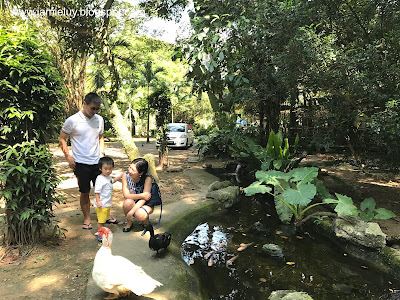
left=140, top=61, right=165, bottom=142
left=229, top=130, right=301, bottom=173
left=244, top=167, right=395, bottom=225
left=367, top=99, right=400, bottom=158
left=0, top=141, right=63, bottom=245
left=0, top=25, right=64, bottom=245
left=149, top=85, right=171, bottom=167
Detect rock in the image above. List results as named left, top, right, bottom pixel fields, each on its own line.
left=333, top=216, right=387, bottom=249
left=261, top=243, right=284, bottom=258
left=206, top=185, right=240, bottom=208
left=207, top=180, right=232, bottom=192
left=251, top=221, right=268, bottom=234
left=268, top=290, right=313, bottom=300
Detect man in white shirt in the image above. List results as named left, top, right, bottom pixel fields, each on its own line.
left=59, top=93, right=105, bottom=230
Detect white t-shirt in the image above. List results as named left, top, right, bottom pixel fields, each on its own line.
left=61, top=111, right=104, bottom=165
left=94, top=175, right=113, bottom=208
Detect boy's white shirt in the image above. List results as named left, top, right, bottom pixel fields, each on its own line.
left=94, top=174, right=113, bottom=208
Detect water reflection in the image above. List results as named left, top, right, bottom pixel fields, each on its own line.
left=181, top=223, right=229, bottom=267
left=180, top=197, right=400, bottom=300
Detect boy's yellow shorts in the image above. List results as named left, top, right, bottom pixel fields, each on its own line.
left=95, top=207, right=111, bottom=224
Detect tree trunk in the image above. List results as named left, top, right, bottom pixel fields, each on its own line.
left=110, top=103, right=159, bottom=181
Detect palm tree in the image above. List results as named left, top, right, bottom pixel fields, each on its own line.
left=140, top=61, right=164, bottom=142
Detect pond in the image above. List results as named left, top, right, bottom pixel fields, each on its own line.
left=180, top=168, right=400, bottom=299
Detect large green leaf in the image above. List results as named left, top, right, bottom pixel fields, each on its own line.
left=274, top=195, right=293, bottom=224
left=255, top=170, right=289, bottom=186
left=333, top=194, right=358, bottom=216
left=288, top=167, right=319, bottom=184
left=314, top=178, right=333, bottom=199
left=282, top=183, right=316, bottom=206
left=243, top=181, right=272, bottom=196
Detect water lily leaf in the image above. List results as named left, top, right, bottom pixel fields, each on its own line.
left=360, top=197, right=376, bottom=212
left=374, top=208, right=396, bottom=220
left=243, top=182, right=271, bottom=196
left=283, top=183, right=316, bottom=206
left=334, top=193, right=358, bottom=216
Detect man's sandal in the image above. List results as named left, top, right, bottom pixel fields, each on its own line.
left=82, top=223, right=92, bottom=230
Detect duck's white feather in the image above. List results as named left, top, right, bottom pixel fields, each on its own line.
left=92, top=229, right=162, bottom=297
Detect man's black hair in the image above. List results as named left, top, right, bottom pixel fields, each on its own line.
left=131, top=158, right=148, bottom=174
left=99, top=156, right=114, bottom=168
left=84, top=92, right=103, bottom=105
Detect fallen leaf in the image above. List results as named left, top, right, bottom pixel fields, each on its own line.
left=217, top=207, right=221, bottom=211
left=286, top=262, right=295, bottom=265
left=242, top=233, right=247, bottom=236
left=296, top=236, right=303, bottom=239
left=280, top=236, right=288, bottom=239
left=259, top=278, right=267, bottom=283
left=389, top=288, right=394, bottom=292
left=305, top=283, right=313, bottom=286
left=189, top=259, right=194, bottom=265
left=389, top=281, right=392, bottom=285
left=361, top=265, right=368, bottom=269
left=343, top=253, right=348, bottom=256
left=276, top=231, right=282, bottom=234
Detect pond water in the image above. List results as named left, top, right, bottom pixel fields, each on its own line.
left=180, top=168, right=400, bottom=299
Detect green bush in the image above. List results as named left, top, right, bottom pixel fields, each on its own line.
left=0, top=141, right=62, bottom=244
left=0, top=25, right=64, bottom=145
left=0, top=25, right=64, bottom=245
left=367, top=100, right=400, bottom=156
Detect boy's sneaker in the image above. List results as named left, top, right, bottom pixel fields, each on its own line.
left=97, top=235, right=102, bottom=243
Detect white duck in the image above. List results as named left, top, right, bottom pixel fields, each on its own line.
left=92, top=227, right=162, bottom=299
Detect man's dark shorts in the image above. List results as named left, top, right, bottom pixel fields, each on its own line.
left=74, top=162, right=101, bottom=194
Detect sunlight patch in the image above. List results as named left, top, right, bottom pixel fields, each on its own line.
left=28, top=274, right=62, bottom=291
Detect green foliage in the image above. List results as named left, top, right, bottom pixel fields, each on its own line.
left=244, top=167, right=396, bottom=224
left=0, top=141, right=63, bottom=245
left=0, top=25, right=64, bottom=245
left=149, top=85, right=171, bottom=160
left=194, top=127, right=240, bottom=158
left=358, top=197, right=395, bottom=221
left=0, top=25, right=64, bottom=145
left=367, top=100, right=400, bottom=157
left=229, top=130, right=300, bottom=172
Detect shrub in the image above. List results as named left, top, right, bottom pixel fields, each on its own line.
left=0, top=141, right=62, bottom=244
left=0, top=25, right=64, bottom=245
